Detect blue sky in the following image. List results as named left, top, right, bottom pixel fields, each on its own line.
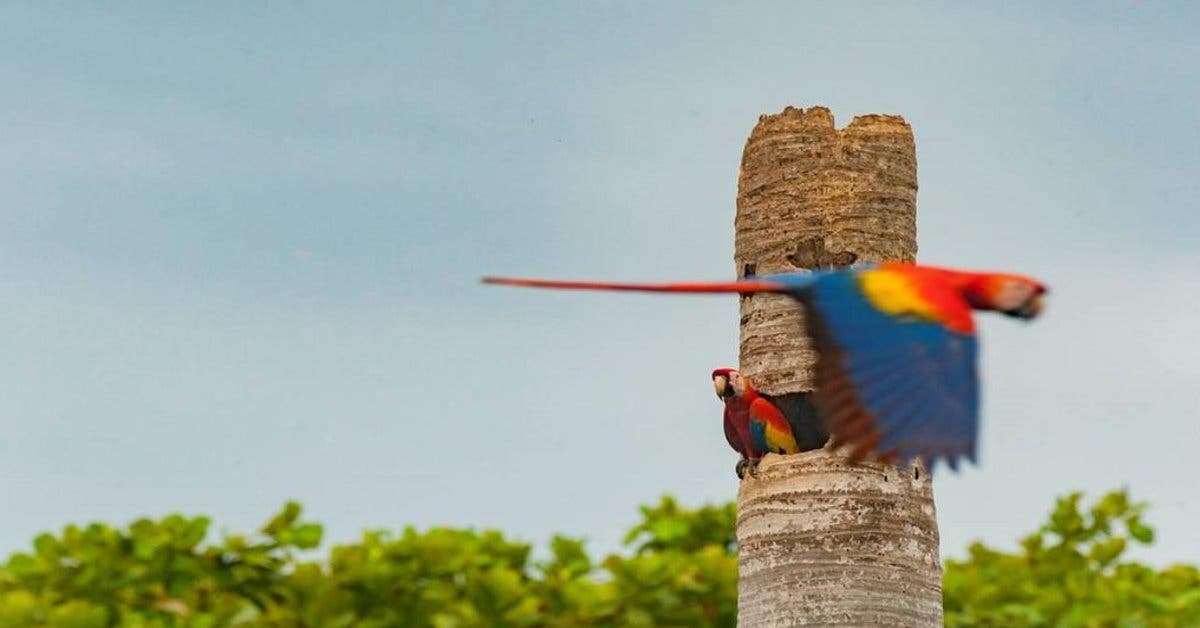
left=1, top=2, right=1197, bottom=565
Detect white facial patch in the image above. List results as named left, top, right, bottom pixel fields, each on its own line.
left=729, top=371, right=747, bottom=397
left=995, top=281, right=1037, bottom=310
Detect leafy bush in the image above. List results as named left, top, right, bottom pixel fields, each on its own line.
left=0, top=496, right=734, bottom=627
left=0, top=490, right=1193, bottom=627
left=0, top=501, right=319, bottom=627
left=944, top=490, right=1200, bottom=627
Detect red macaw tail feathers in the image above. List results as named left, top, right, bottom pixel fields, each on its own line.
left=481, top=276, right=785, bottom=294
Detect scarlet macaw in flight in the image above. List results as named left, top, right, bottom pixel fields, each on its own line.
left=485, top=262, right=1047, bottom=471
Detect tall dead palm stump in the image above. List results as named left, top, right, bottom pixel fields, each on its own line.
left=734, top=106, right=942, bottom=627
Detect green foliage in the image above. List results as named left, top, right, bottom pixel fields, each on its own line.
left=944, top=489, right=1200, bottom=627
left=622, top=496, right=736, bottom=555
left=604, top=496, right=737, bottom=626
left=1, top=490, right=1194, bottom=627
left=0, top=501, right=321, bottom=627
left=0, top=496, right=735, bottom=627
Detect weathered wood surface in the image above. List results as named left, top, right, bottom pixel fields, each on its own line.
left=734, top=106, right=941, bottom=627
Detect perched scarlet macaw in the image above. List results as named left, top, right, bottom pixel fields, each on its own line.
left=712, top=367, right=757, bottom=476
left=713, top=367, right=826, bottom=478
left=485, top=262, right=1047, bottom=471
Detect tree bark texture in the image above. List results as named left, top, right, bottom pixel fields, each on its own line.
left=734, top=106, right=942, bottom=627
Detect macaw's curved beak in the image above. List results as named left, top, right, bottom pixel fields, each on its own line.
left=713, top=375, right=731, bottom=399
left=1004, top=294, right=1045, bottom=320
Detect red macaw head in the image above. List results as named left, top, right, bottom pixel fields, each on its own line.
left=712, top=367, right=749, bottom=400
left=963, top=273, right=1048, bottom=320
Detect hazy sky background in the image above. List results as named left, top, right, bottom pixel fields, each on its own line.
left=2, top=2, right=1197, bottom=565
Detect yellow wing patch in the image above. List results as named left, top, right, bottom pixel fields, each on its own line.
left=751, top=397, right=799, bottom=455
left=765, top=423, right=799, bottom=454
left=858, top=269, right=941, bottom=323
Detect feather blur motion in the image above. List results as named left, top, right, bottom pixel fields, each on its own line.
left=485, top=262, right=1047, bottom=472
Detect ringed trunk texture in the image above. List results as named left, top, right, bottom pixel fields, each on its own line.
left=734, top=106, right=942, bottom=626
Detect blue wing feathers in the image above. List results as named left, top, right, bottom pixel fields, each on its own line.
left=759, top=268, right=848, bottom=292
left=878, top=385, right=942, bottom=461
left=748, top=420, right=768, bottom=455
left=854, top=371, right=927, bottom=426
left=870, top=377, right=942, bottom=456
left=877, top=337, right=977, bottom=465
left=805, top=271, right=980, bottom=471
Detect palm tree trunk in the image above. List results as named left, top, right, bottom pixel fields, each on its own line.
left=734, top=106, right=942, bottom=626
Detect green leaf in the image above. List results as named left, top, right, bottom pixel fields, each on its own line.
left=4, top=553, right=37, bottom=576
left=1049, top=493, right=1085, bottom=539
left=261, top=501, right=303, bottom=537
left=1019, top=532, right=1044, bottom=557
left=33, top=532, right=60, bottom=559
left=1093, top=490, right=1129, bottom=518
left=1127, top=518, right=1155, bottom=544
left=292, top=523, right=323, bottom=550
left=1089, top=537, right=1126, bottom=566
left=0, top=591, right=39, bottom=627
left=181, top=516, right=211, bottom=549
left=47, top=600, right=109, bottom=628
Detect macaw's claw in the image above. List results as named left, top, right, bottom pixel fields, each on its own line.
left=737, top=458, right=762, bottom=480
left=747, top=458, right=761, bottom=478
left=735, top=458, right=750, bottom=479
